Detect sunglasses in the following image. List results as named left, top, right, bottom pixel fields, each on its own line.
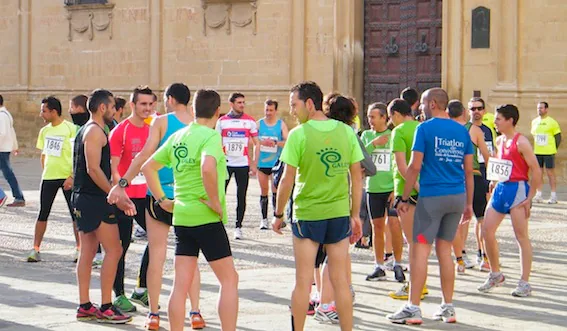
left=469, top=107, right=485, bottom=111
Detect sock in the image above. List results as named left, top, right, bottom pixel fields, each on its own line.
left=551, top=192, right=557, bottom=198
left=385, top=252, right=393, bottom=259
left=190, top=309, right=200, bottom=314
left=442, top=302, right=454, bottom=307
left=272, top=193, right=277, bottom=211
left=260, top=195, right=268, bottom=219
left=477, top=249, right=482, bottom=257
left=33, top=245, right=40, bottom=252
left=374, top=263, right=384, bottom=269
left=100, top=303, right=112, bottom=312
left=134, top=287, right=146, bottom=294
left=482, top=253, right=487, bottom=258
left=536, top=190, right=542, bottom=196
left=461, top=250, right=467, bottom=255
left=393, top=260, right=399, bottom=266
left=456, top=256, right=463, bottom=262
left=321, top=303, right=331, bottom=311
left=406, top=303, right=419, bottom=310
left=79, top=302, right=93, bottom=310
left=291, top=315, right=295, bottom=331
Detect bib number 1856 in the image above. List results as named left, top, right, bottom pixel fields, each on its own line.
left=486, top=157, right=513, bottom=182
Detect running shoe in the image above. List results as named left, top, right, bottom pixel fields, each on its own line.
left=388, top=283, right=426, bottom=300
left=511, top=281, right=532, bottom=297
left=456, top=259, right=466, bottom=274
left=432, top=304, right=457, bottom=323
left=145, top=313, right=160, bottom=330
left=190, top=311, right=206, bottom=329
left=350, top=284, right=356, bottom=304
left=462, top=253, right=475, bottom=269
left=130, top=289, right=149, bottom=308
left=477, top=272, right=505, bottom=293
left=113, top=295, right=136, bottom=313
left=259, top=219, right=269, bottom=230
left=0, top=196, right=7, bottom=208
left=92, top=253, right=103, bottom=268
left=386, top=304, right=423, bottom=325
left=234, top=228, right=243, bottom=240
left=533, top=193, right=543, bottom=203
left=366, top=265, right=387, bottom=281
left=133, top=226, right=147, bottom=240
left=476, top=254, right=483, bottom=265
left=6, top=199, right=25, bottom=207
left=547, top=197, right=558, bottom=204
left=27, top=250, right=41, bottom=262
left=314, top=305, right=339, bottom=324
left=479, top=258, right=491, bottom=272
left=76, top=304, right=99, bottom=321
left=307, top=300, right=318, bottom=316
left=393, top=264, right=406, bottom=283
left=96, top=305, right=132, bottom=324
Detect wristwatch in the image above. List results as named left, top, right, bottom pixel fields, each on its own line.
left=154, top=195, right=168, bottom=206
left=118, top=178, right=129, bottom=188
left=393, top=196, right=408, bottom=209
left=273, top=212, right=284, bottom=218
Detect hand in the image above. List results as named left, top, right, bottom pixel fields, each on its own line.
left=261, top=139, right=276, bottom=147
left=160, top=199, right=175, bottom=214
left=460, top=204, right=473, bottom=225
left=249, top=164, right=257, bottom=176
left=12, top=150, right=18, bottom=156
left=272, top=217, right=284, bottom=234
left=414, top=182, right=420, bottom=193
left=397, top=201, right=409, bottom=215
left=116, top=197, right=137, bottom=216
left=107, top=185, right=127, bottom=205
left=349, top=216, right=363, bottom=244
left=388, top=192, right=395, bottom=209
left=372, top=135, right=389, bottom=146
left=199, top=198, right=222, bottom=219
left=489, top=181, right=496, bottom=194
left=63, top=177, right=73, bottom=191
left=518, top=199, right=532, bottom=219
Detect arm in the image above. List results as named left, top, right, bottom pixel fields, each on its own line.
left=357, top=135, right=377, bottom=177
left=40, top=154, right=46, bottom=170
left=201, top=155, right=222, bottom=217
left=249, top=136, right=259, bottom=174
left=518, top=136, right=542, bottom=201
left=277, top=121, right=289, bottom=147
left=555, top=133, right=562, bottom=148
left=349, top=162, right=363, bottom=218
left=84, top=127, right=112, bottom=194
left=142, top=158, right=166, bottom=201
left=463, top=154, right=474, bottom=219
left=111, top=156, right=122, bottom=185
left=401, top=151, right=423, bottom=200
left=123, top=118, right=165, bottom=183
left=473, top=126, right=491, bottom=164
left=272, top=163, right=296, bottom=234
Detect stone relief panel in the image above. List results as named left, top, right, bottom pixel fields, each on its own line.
left=201, top=0, right=257, bottom=35
left=65, top=2, right=114, bottom=41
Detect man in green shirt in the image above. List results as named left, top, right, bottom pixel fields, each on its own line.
left=27, top=96, right=79, bottom=263
left=143, top=89, right=238, bottom=331
left=272, top=81, right=363, bottom=331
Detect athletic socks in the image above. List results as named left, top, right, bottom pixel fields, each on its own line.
left=260, top=195, right=268, bottom=219
left=80, top=302, right=93, bottom=310
left=100, top=303, right=112, bottom=312
left=134, top=287, right=146, bottom=294
left=272, top=193, right=277, bottom=211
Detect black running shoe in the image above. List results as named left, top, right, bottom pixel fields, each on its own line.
left=393, top=264, right=406, bottom=283
left=366, top=266, right=387, bottom=281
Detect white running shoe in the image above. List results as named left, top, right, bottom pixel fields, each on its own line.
left=259, top=219, right=269, bottom=230
left=462, top=253, right=475, bottom=269
left=234, top=228, right=243, bottom=240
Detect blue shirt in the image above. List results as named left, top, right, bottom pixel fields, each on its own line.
left=148, top=113, right=186, bottom=199
left=412, top=118, right=473, bottom=197
left=257, top=119, right=283, bottom=169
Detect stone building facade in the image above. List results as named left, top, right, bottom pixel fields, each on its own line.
left=2, top=0, right=567, bottom=181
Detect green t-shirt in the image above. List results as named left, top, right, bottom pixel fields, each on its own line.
left=36, top=120, right=77, bottom=180
left=391, top=120, right=419, bottom=197
left=280, top=119, right=364, bottom=221
left=360, top=129, right=394, bottom=193
left=531, top=116, right=561, bottom=155
left=152, top=122, right=228, bottom=227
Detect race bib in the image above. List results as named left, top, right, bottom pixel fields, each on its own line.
left=131, top=172, right=146, bottom=185
left=486, top=157, right=513, bottom=182
left=535, top=134, right=548, bottom=146
left=44, top=136, right=64, bottom=157
left=70, top=137, right=76, bottom=161
left=478, top=141, right=494, bottom=163
left=225, top=140, right=245, bottom=157
left=372, top=149, right=391, bottom=171
left=259, top=136, right=278, bottom=154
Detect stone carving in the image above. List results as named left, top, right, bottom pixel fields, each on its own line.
left=66, top=3, right=115, bottom=41
left=202, top=0, right=257, bottom=36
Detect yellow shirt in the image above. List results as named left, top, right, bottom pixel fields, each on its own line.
left=482, top=112, right=497, bottom=140
left=531, top=116, right=561, bottom=155
left=353, top=115, right=361, bottom=133
left=36, top=120, right=77, bottom=180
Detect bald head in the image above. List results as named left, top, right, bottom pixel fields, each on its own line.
left=420, top=88, right=449, bottom=119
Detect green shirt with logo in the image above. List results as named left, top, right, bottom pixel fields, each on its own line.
left=361, top=129, right=394, bottom=193
left=391, top=120, right=419, bottom=197
left=152, top=122, right=228, bottom=227
left=280, top=119, right=364, bottom=221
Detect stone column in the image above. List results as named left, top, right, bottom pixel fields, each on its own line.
left=289, top=0, right=305, bottom=84
left=149, top=0, right=162, bottom=89
left=19, top=0, right=30, bottom=88
left=442, top=0, right=464, bottom=99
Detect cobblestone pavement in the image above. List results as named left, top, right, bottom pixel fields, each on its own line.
left=1, top=157, right=566, bottom=330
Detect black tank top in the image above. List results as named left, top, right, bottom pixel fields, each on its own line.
left=73, top=122, right=111, bottom=196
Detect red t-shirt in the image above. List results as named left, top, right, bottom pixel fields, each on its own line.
left=109, top=119, right=150, bottom=198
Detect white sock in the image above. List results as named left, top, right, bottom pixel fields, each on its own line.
left=551, top=192, right=557, bottom=198
left=374, top=263, right=384, bottom=269
left=535, top=190, right=542, bottom=196
left=406, top=303, right=419, bottom=310
left=134, top=287, right=146, bottom=294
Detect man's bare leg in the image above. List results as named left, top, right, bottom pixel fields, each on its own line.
left=291, top=237, right=319, bottom=330
left=326, top=238, right=353, bottom=331
left=209, top=256, right=239, bottom=331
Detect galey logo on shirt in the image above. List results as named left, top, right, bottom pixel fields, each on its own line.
left=317, top=147, right=349, bottom=177
left=227, top=130, right=246, bottom=138
left=173, top=142, right=196, bottom=172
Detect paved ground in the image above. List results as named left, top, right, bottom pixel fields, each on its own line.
left=1, top=156, right=567, bottom=330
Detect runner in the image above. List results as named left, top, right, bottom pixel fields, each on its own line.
left=478, top=104, right=541, bottom=297
left=107, top=83, right=205, bottom=330
left=257, top=99, right=288, bottom=230
left=108, top=86, right=152, bottom=313
left=468, top=97, right=496, bottom=269
left=531, top=101, right=562, bottom=204
left=386, top=98, right=428, bottom=300
left=73, top=89, right=135, bottom=324
left=108, top=97, right=126, bottom=131
left=447, top=100, right=490, bottom=274
left=216, top=92, right=259, bottom=239
left=0, top=95, right=25, bottom=207
left=400, top=87, right=421, bottom=121
left=27, top=96, right=79, bottom=263
left=362, top=102, right=405, bottom=283
left=143, top=89, right=238, bottom=331
left=387, top=88, right=474, bottom=325
left=272, top=81, right=363, bottom=331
